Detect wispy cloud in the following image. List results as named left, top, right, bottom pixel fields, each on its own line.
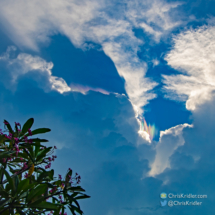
left=164, top=24, right=215, bottom=111
left=69, top=83, right=110, bottom=95
left=126, top=0, right=183, bottom=41
left=0, top=0, right=102, bottom=51
left=0, top=0, right=182, bottom=116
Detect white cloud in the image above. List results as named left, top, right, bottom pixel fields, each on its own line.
left=69, top=83, right=110, bottom=95
left=0, top=0, right=102, bottom=50
left=88, top=17, right=157, bottom=114
left=102, top=41, right=157, bottom=114
left=0, top=0, right=182, bottom=115
left=0, top=46, right=71, bottom=94
left=164, top=24, right=215, bottom=111
left=138, top=130, right=151, bottom=143
left=49, top=76, right=71, bottom=94
left=126, top=0, right=183, bottom=41
left=152, top=59, right=160, bottom=67
left=0, top=46, right=17, bottom=60
left=0, top=46, right=115, bottom=95
left=149, top=123, right=193, bottom=176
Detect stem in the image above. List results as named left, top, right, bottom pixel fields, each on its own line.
left=46, top=191, right=62, bottom=199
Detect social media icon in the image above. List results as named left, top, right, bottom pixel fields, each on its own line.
left=160, top=192, right=167, bottom=199
left=168, top=200, right=174, bottom=207
left=160, top=200, right=167, bottom=207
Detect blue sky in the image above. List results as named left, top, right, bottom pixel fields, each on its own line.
left=0, top=0, right=215, bottom=214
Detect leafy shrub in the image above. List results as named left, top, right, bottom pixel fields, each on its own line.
left=0, top=118, right=90, bottom=215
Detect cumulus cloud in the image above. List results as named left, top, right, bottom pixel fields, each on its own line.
left=0, top=0, right=182, bottom=115
left=0, top=46, right=114, bottom=95
left=0, top=46, right=117, bottom=95
left=152, top=97, right=215, bottom=213
left=164, top=24, right=215, bottom=111
left=149, top=123, right=193, bottom=176
left=1, top=1, right=215, bottom=214
left=0, top=46, right=71, bottom=94
left=51, top=92, right=215, bottom=214
left=1, top=58, right=215, bottom=214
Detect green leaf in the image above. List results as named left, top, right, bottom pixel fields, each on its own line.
left=14, top=124, right=19, bottom=136
left=24, top=145, right=34, bottom=160
left=53, top=206, right=61, bottom=215
left=20, top=142, right=42, bottom=148
left=48, top=169, right=54, bottom=180
left=27, top=128, right=51, bottom=136
left=29, top=202, right=59, bottom=210
left=27, top=184, right=48, bottom=203
left=73, top=199, right=81, bottom=209
left=0, top=189, right=9, bottom=198
left=19, top=191, right=28, bottom=199
left=53, top=179, right=62, bottom=187
left=36, top=147, right=52, bottom=162
left=21, top=118, right=34, bottom=135
left=9, top=158, right=26, bottom=163
left=35, top=143, right=40, bottom=158
left=5, top=183, right=11, bottom=192
left=0, top=135, right=6, bottom=143
left=52, top=196, right=58, bottom=204
left=28, top=195, right=45, bottom=205
left=23, top=148, right=34, bottom=163
left=71, top=192, right=79, bottom=198
left=0, top=151, right=15, bottom=159
left=3, top=120, right=13, bottom=134
left=3, top=169, right=15, bottom=192
left=12, top=174, right=19, bottom=194
left=37, top=170, right=53, bottom=182
left=0, top=166, right=4, bottom=180
left=65, top=169, right=73, bottom=187
left=75, top=194, right=91, bottom=200
left=19, top=182, right=37, bottom=194
left=16, top=208, right=26, bottom=215
left=17, top=178, right=29, bottom=193
left=17, top=152, right=29, bottom=160
left=69, top=205, right=83, bottom=215
left=8, top=165, right=14, bottom=173
left=30, top=138, right=49, bottom=142
left=68, top=186, right=85, bottom=192
left=0, top=199, right=10, bottom=207
left=66, top=169, right=73, bottom=179
left=68, top=206, right=76, bottom=215
left=61, top=206, right=65, bottom=215
left=66, top=194, right=80, bottom=208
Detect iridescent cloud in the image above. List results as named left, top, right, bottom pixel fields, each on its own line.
left=69, top=83, right=110, bottom=95
left=137, top=115, right=157, bottom=142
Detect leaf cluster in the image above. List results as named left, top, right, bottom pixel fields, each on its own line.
left=0, top=118, right=90, bottom=215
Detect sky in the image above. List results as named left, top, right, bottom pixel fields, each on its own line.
left=0, top=0, right=215, bottom=214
